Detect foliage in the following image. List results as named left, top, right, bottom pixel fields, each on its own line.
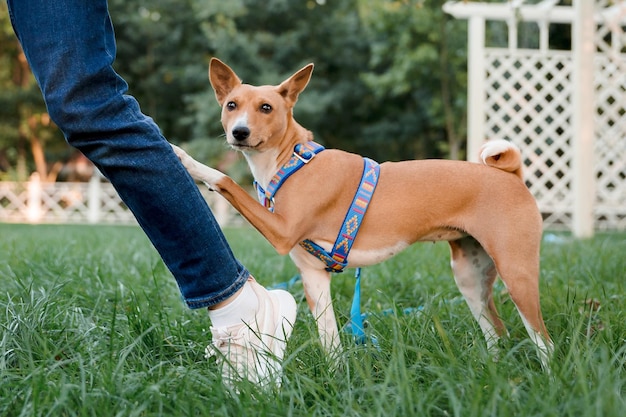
left=0, top=223, right=625, bottom=416
left=358, top=0, right=468, bottom=159
left=109, top=0, right=211, bottom=143
left=0, top=4, right=67, bottom=180
left=1, top=0, right=471, bottom=181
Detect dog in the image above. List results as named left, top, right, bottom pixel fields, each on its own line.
left=172, top=58, right=553, bottom=368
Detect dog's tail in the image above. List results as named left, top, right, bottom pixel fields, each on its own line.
left=479, top=139, right=523, bottom=180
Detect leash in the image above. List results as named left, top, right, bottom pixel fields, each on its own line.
left=269, top=268, right=425, bottom=347
left=346, top=267, right=367, bottom=344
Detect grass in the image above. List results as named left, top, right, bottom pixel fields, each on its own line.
left=0, top=223, right=624, bottom=416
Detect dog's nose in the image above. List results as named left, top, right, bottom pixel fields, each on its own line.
left=232, top=126, right=250, bottom=141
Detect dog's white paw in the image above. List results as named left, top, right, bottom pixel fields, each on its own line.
left=170, top=143, right=201, bottom=177
left=198, top=167, right=227, bottom=192
left=170, top=143, right=194, bottom=166
left=170, top=143, right=225, bottom=191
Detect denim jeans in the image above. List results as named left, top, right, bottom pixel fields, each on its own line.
left=6, top=0, right=249, bottom=308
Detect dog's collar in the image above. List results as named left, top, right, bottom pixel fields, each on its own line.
left=254, top=141, right=325, bottom=211
left=300, top=157, right=379, bottom=272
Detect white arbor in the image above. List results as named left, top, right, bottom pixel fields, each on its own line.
left=444, top=0, right=626, bottom=236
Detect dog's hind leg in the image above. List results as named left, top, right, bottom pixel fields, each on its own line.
left=449, top=236, right=507, bottom=355
left=487, top=244, right=553, bottom=369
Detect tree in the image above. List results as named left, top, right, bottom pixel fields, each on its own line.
left=358, top=0, right=467, bottom=160
left=109, top=0, right=211, bottom=143
left=0, top=3, right=66, bottom=181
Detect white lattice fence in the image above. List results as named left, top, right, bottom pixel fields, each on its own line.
left=0, top=181, right=28, bottom=223
left=594, top=6, right=626, bottom=230
left=0, top=176, right=241, bottom=226
left=485, top=49, right=574, bottom=227
left=444, top=0, right=626, bottom=232
left=0, top=176, right=136, bottom=224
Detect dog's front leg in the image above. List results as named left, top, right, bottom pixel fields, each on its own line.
left=290, top=248, right=341, bottom=355
left=171, top=144, right=300, bottom=254
left=303, top=268, right=341, bottom=355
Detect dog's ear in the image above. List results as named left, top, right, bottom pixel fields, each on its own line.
left=209, top=58, right=242, bottom=106
left=276, top=63, right=314, bottom=107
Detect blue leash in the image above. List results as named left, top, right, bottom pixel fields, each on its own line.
left=270, top=268, right=423, bottom=347
left=345, top=268, right=368, bottom=344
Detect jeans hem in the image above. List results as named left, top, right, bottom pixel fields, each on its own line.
left=184, top=268, right=250, bottom=309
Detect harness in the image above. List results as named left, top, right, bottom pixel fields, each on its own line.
left=254, top=141, right=380, bottom=273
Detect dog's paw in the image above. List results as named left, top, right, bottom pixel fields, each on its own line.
left=170, top=143, right=225, bottom=191
left=199, top=167, right=227, bottom=192
left=170, top=143, right=191, bottom=164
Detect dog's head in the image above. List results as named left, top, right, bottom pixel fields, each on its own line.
left=209, top=58, right=314, bottom=153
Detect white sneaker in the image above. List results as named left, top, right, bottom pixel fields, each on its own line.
left=205, top=278, right=297, bottom=387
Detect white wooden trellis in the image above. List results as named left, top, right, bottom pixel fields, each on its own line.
left=443, top=0, right=626, bottom=235
left=0, top=174, right=240, bottom=227
left=0, top=173, right=137, bottom=224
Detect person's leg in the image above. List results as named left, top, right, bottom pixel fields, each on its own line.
left=5, top=0, right=247, bottom=308
left=6, top=0, right=297, bottom=386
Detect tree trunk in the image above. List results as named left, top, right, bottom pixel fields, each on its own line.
left=29, top=131, right=48, bottom=181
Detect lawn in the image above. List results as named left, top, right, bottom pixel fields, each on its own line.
left=0, top=223, right=624, bottom=416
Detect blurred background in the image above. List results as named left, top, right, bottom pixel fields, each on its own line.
left=2, top=0, right=624, bottom=235
left=1, top=0, right=576, bottom=181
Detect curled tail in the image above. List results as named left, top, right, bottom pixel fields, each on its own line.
left=479, top=139, right=523, bottom=180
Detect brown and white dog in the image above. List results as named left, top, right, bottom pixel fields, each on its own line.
left=172, top=58, right=553, bottom=367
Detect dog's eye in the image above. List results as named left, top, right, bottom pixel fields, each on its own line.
left=260, top=103, right=272, bottom=114
left=226, top=101, right=237, bottom=111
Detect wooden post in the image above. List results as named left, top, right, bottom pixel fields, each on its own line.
left=467, top=15, right=486, bottom=162
left=88, top=173, right=101, bottom=224
left=27, top=172, right=43, bottom=223
left=571, top=0, right=595, bottom=238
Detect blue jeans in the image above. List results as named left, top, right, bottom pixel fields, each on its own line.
left=6, top=0, right=249, bottom=308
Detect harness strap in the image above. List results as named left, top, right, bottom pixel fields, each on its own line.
left=254, top=141, right=380, bottom=273
left=300, top=157, right=380, bottom=272
left=254, top=141, right=325, bottom=212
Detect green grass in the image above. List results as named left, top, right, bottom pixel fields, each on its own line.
left=0, top=223, right=624, bottom=416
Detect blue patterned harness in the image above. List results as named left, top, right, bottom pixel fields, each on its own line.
left=254, top=141, right=380, bottom=273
